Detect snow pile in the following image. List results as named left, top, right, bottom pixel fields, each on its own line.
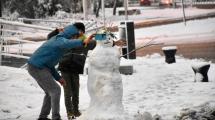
left=175, top=101, right=215, bottom=120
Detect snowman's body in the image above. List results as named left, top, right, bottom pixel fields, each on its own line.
left=79, top=35, right=124, bottom=120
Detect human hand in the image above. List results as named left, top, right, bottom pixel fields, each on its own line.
left=78, top=35, right=87, bottom=41
left=114, top=39, right=126, bottom=47
left=58, top=28, right=64, bottom=32
left=83, top=33, right=96, bottom=47
left=58, top=78, right=66, bottom=86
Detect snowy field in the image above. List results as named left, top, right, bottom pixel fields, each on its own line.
left=0, top=54, right=215, bottom=120
left=134, top=18, right=215, bottom=43
left=105, top=7, right=215, bottom=23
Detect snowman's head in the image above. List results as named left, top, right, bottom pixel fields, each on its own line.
left=95, top=33, right=115, bottom=47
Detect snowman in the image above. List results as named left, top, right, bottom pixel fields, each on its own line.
left=79, top=32, right=125, bottom=120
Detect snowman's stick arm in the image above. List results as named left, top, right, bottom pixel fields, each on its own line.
left=120, top=42, right=164, bottom=58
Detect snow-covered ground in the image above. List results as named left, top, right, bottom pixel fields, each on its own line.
left=0, top=54, right=214, bottom=120
left=106, top=7, right=215, bottom=23
left=133, top=17, right=215, bottom=47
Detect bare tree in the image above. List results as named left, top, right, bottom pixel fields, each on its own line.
left=113, top=0, right=117, bottom=15
left=0, top=0, right=2, bottom=17
left=96, top=0, right=101, bottom=17
left=70, top=0, right=78, bottom=13
left=93, top=0, right=101, bottom=17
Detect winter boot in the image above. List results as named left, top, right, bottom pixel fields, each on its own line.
left=73, top=110, right=81, bottom=117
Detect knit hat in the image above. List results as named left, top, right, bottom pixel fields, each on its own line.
left=73, top=22, right=85, bottom=33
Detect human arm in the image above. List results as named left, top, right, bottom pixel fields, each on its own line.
left=83, top=33, right=96, bottom=47
left=47, top=28, right=59, bottom=39
left=47, top=28, right=64, bottom=40
left=59, top=38, right=84, bottom=49
left=85, top=40, right=97, bottom=50
left=49, top=66, right=61, bottom=81
left=48, top=66, right=66, bottom=86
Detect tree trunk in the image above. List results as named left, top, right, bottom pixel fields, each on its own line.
left=0, top=0, right=2, bottom=17
left=93, top=0, right=97, bottom=14
left=73, top=0, right=77, bottom=13
left=96, top=0, right=101, bottom=17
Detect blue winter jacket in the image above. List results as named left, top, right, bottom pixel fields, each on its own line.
left=28, top=25, right=83, bottom=81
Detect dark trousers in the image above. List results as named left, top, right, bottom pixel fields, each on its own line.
left=61, top=72, right=80, bottom=114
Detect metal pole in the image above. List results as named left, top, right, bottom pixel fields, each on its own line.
left=0, top=0, right=2, bottom=65
left=0, top=0, right=3, bottom=65
left=182, top=0, right=186, bottom=25
left=124, top=0, right=128, bottom=20
left=0, top=25, right=3, bottom=65
left=191, top=0, right=193, bottom=7
left=173, top=0, right=176, bottom=8
left=101, top=0, right=106, bottom=27
left=0, top=0, right=2, bottom=18
left=125, top=22, right=129, bottom=59
left=123, top=0, right=128, bottom=59
left=83, top=0, right=88, bottom=20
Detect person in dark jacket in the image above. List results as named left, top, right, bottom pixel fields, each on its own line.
left=59, top=40, right=96, bottom=119
left=27, top=24, right=93, bottom=120
left=47, top=23, right=125, bottom=119
left=47, top=23, right=96, bottom=119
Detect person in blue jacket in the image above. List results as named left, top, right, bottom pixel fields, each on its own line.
left=27, top=24, right=93, bottom=120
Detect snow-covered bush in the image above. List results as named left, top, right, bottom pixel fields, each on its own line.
left=2, top=0, right=82, bottom=19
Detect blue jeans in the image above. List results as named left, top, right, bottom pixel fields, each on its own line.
left=27, top=64, right=61, bottom=120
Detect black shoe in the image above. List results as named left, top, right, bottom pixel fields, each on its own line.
left=54, top=119, right=62, bottom=120
left=52, top=118, right=62, bottom=120
left=37, top=118, right=51, bottom=120
left=68, top=115, right=75, bottom=120
left=73, top=110, right=81, bottom=117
